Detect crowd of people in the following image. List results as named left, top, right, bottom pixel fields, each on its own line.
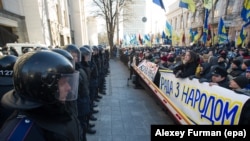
left=121, top=43, right=250, bottom=96
left=0, top=44, right=110, bottom=141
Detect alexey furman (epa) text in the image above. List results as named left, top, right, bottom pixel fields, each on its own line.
left=154, top=128, right=246, bottom=138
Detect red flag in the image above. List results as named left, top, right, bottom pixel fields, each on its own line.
left=182, top=32, right=186, bottom=43
left=207, top=24, right=212, bottom=41
left=138, top=34, right=143, bottom=45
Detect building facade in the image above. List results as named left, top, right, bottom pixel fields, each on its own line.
left=166, top=0, right=246, bottom=47
left=0, top=0, right=89, bottom=47
left=86, top=16, right=98, bottom=46
left=69, top=0, right=88, bottom=47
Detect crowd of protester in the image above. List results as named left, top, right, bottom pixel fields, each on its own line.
left=120, top=42, right=250, bottom=96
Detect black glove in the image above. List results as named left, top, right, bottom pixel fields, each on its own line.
left=189, top=75, right=196, bottom=80
left=199, top=78, right=208, bottom=83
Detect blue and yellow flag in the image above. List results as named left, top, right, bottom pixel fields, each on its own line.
left=161, top=30, right=166, bottom=39
left=203, top=9, right=210, bottom=44
left=144, top=34, right=151, bottom=46
left=153, top=0, right=165, bottom=11
left=193, top=30, right=201, bottom=43
left=165, top=21, right=173, bottom=37
left=241, top=0, right=250, bottom=22
left=236, top=21, right=250, bottom=46
left=217, top=17, right=228, bottom=44
left=189, top=28, right=195, bottom=42
left=179, top=0, right=196, bottom=13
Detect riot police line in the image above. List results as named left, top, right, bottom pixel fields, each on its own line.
left=0, top=44, right=110, bottom=141
left=119, top=47, right=250, bottom=125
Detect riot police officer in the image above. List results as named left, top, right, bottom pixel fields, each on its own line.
left=51, top=48, right=78, bottom=115
left=0, top=55, right=17, bottom=128
left=63, top=44, right=93, bottom=138
left=79, top=46, right=97, bottom=134
left=97, top=45, right=106, bottom=95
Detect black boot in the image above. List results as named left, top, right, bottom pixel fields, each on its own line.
left=89, top=115, right=97, bottom=121
left=89, top=123, right=95, bottom=128
left=86, top=127, right=96, bottom=134
left=86, top=115, right=96, bottom=134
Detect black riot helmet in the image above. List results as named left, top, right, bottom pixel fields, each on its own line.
left=0, top=55, right=17, bottom=85
left=1, top=51, right=79, bottom=109
left=51, top=48, right=75, bottom=69
left=63, top=44, right=81, bottom=63
left=79, top=46, right=91, bottom=61
left=98, top=45, right=104, bottom=54
left=83, top=45, right=93, bottom=53
left=92, top=45, right=99, bottom=54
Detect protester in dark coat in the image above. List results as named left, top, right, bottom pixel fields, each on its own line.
left=209, top=66, right=230, bottom=89
left=173, top=50, right=199, bottom=78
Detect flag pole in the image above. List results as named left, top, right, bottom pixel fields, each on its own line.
left=182, top=9, right=186, bottom=47
left=211, top=0, right=214, bottom=47
left=151, top=3, right=153, bottom=48
left=116, top=0, right=119, bottom=47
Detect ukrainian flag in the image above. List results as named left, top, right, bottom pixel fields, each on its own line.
left=217, top=18, right=228, bottom=44
left=236, top=21, right=250, bottom=46
left=165, top=21, right=173, bottom=37
left=179, top=0, right=196, bottom=13
left=153, top=0, right=165, bottom=11
left=241, top=0, right=250, bottom=22
left=189, top=29, right=196, bottom=42
left=144, top=34, right=151, bottom=46
left=203, top=9, right=210, bottom=44
left=193, top=31, right=201, bottom=43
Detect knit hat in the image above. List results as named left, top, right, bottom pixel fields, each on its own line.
left=232, top=76, right=249, bottom=89
left=244, top=60, right=250, bottom=67
left=232, top=59, right=241, bottom=67
left=212, top=66, right=228, bottom=77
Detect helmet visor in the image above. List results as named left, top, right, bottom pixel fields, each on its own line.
left=84, top=54, right=91, bottom=62
left=57, top=71, right=79, bottom=102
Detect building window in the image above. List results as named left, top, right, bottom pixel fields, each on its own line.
left=0, top=0, right=3, bottom=9
left=56, top=4, right=62, bottom=24
left=60, top=34, right=64, bottom=46
left=67, top=36, right=70, bottom=44
left=64, top=11, right=68, bottom=27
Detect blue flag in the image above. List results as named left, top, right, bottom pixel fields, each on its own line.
left=153, top=0, right=165, bottom=11
left=217, top=18, right=228, bottom=44
left=161, top=31, right=166, bottom=39
left=179, top=0, right=196, bottom=13
left=165, top=21, right=173, bottom=37
left=203, top=9, right=210, bottom=44
left=241, top=0, right=250, bottom=22
left=237, top=21, right=250, bottom=46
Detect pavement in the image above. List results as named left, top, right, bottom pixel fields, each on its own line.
left=87, top=58, right=175, bottom=141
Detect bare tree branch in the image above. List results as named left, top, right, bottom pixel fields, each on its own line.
left=89, top=0, right=134, bottom=57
